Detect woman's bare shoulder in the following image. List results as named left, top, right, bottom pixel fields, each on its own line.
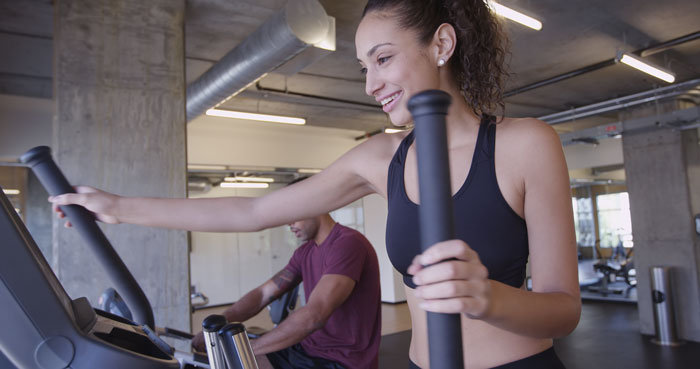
left=493, top=117, right=565, bottom=186
left=495, top=117, right=561, bottom=156
left=496, top=117, right=558, bottom=141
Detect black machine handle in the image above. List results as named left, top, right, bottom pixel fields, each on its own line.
left=408, top=90, right=464, bottom=369
left=20, top=146, right=155, bottom=329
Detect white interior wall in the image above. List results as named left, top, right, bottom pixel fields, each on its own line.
left=187, top=114, right=365, bottom=169
left=189, top=184, right=299, bottom=307
left=362, top=194, right=407, bottom=303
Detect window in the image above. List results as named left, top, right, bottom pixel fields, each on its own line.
left=596, top=192, right=633, bottom=249
left=572, top=197, right=595, bottom=247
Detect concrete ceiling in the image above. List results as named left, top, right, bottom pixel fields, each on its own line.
left=1, top=0, right=699, bottom=135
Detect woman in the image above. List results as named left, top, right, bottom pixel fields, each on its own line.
left=52, top=0, right=581, bottom=367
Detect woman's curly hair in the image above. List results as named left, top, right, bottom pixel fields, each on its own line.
left=362, top=0, right=509, bottom=117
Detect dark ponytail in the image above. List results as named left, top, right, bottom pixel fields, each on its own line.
left=362, top=0, right=509, bottom=117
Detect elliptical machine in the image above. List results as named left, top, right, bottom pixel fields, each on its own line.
left=0, top=146, right=259, bottom=369
left=0, top=185, right=179, bottom=369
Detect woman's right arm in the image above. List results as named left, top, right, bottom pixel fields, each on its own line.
left=50, top=135, right=392, bottom=232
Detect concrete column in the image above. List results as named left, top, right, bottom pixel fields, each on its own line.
left=53, top=0, right=189, bottom=331
left=622, top=103, right=700, bottom=342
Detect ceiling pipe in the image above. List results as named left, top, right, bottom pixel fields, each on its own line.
left=640, top=31, right=700, bottom=57
left=505, top=30, right=700, bottom=98
left=538, top=77, right=700, bottom=124
left=255, top=82, right=382, bottom=109
left=186, top=0, right=331, bottom=122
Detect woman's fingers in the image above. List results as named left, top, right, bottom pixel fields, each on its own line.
left=414, top=279, right=487, bottom=300
left=407, top=239, right=479, bottom=275
left=48, top=186, right=119, bottom=225
left=417, top=239, right=480, bottom=265
left=50, top=192, right=87, bottom=207
left=407, top=240, right=493, bottom=317
left=407, top=254, right=424, bottom=275
left=412, top=259, right=488, bottom=286
left=418, top=296, right=489, bottom=315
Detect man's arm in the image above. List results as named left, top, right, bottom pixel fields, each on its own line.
left=250, top=274, right=356, bottom=355
left=221, top=269, right=301, bottom=323
left=192, top=269, right=301, bottom=351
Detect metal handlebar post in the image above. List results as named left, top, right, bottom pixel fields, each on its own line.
left=202, top=315, right=229, bottom=369
left=408, top=90, right=464, bottom=369
left=20, top=146, right=155, bottom=329
left=218, top=323, right=259, bottom=369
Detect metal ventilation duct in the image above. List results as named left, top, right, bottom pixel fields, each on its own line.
left=186, top=0, right=331, bottom=122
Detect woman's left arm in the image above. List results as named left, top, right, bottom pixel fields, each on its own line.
left=410, top=119, right=581, bottom=338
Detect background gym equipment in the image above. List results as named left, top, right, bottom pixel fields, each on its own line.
left=408, top=90, right=464, bottom=369
left=247, top=285, right=300, bottom=338
left=579, top=241, right=637, bottom=302
left=191, top=286, right=211, bottom=310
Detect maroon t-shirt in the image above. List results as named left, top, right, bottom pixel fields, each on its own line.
left=284, top=223, right=381, bottom=369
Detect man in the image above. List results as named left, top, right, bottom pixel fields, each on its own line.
left=192, top=186, right=381, bottom=369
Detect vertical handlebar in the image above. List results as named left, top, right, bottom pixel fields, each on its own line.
left=408, top=90, right=465, bottom=369
left=20, top=146, right=155, bottom=329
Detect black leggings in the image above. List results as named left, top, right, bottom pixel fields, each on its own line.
left=408, top=347, right=565, bottom=369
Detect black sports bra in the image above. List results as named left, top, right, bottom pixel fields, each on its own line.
left=385, top=116, right=529, bottom=289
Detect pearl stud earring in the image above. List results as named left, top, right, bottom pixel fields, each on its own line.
left=437, top=58, right=446, bottom=67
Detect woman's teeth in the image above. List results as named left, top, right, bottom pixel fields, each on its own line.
left=382, top=92, right=401, bottom=106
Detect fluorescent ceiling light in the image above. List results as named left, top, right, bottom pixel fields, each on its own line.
left=220, top=182, right=270, bottom=189
left=384, top=128, right=404, bottom=134
left=188, top=164, right=228, bottom=171
left=224, top=176, right=274, bottom=183
left=206, top=109, right=306, bottom=125
left=298, top=168, right=322, bottom=174
left=618, top=53, right=675, bottom=83
left=488, top=2, right=542, bottom=31
left=3, top=189, right=20, bottom=195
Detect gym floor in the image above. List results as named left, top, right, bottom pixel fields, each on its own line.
left=195, top=300, right=700, bottom=369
